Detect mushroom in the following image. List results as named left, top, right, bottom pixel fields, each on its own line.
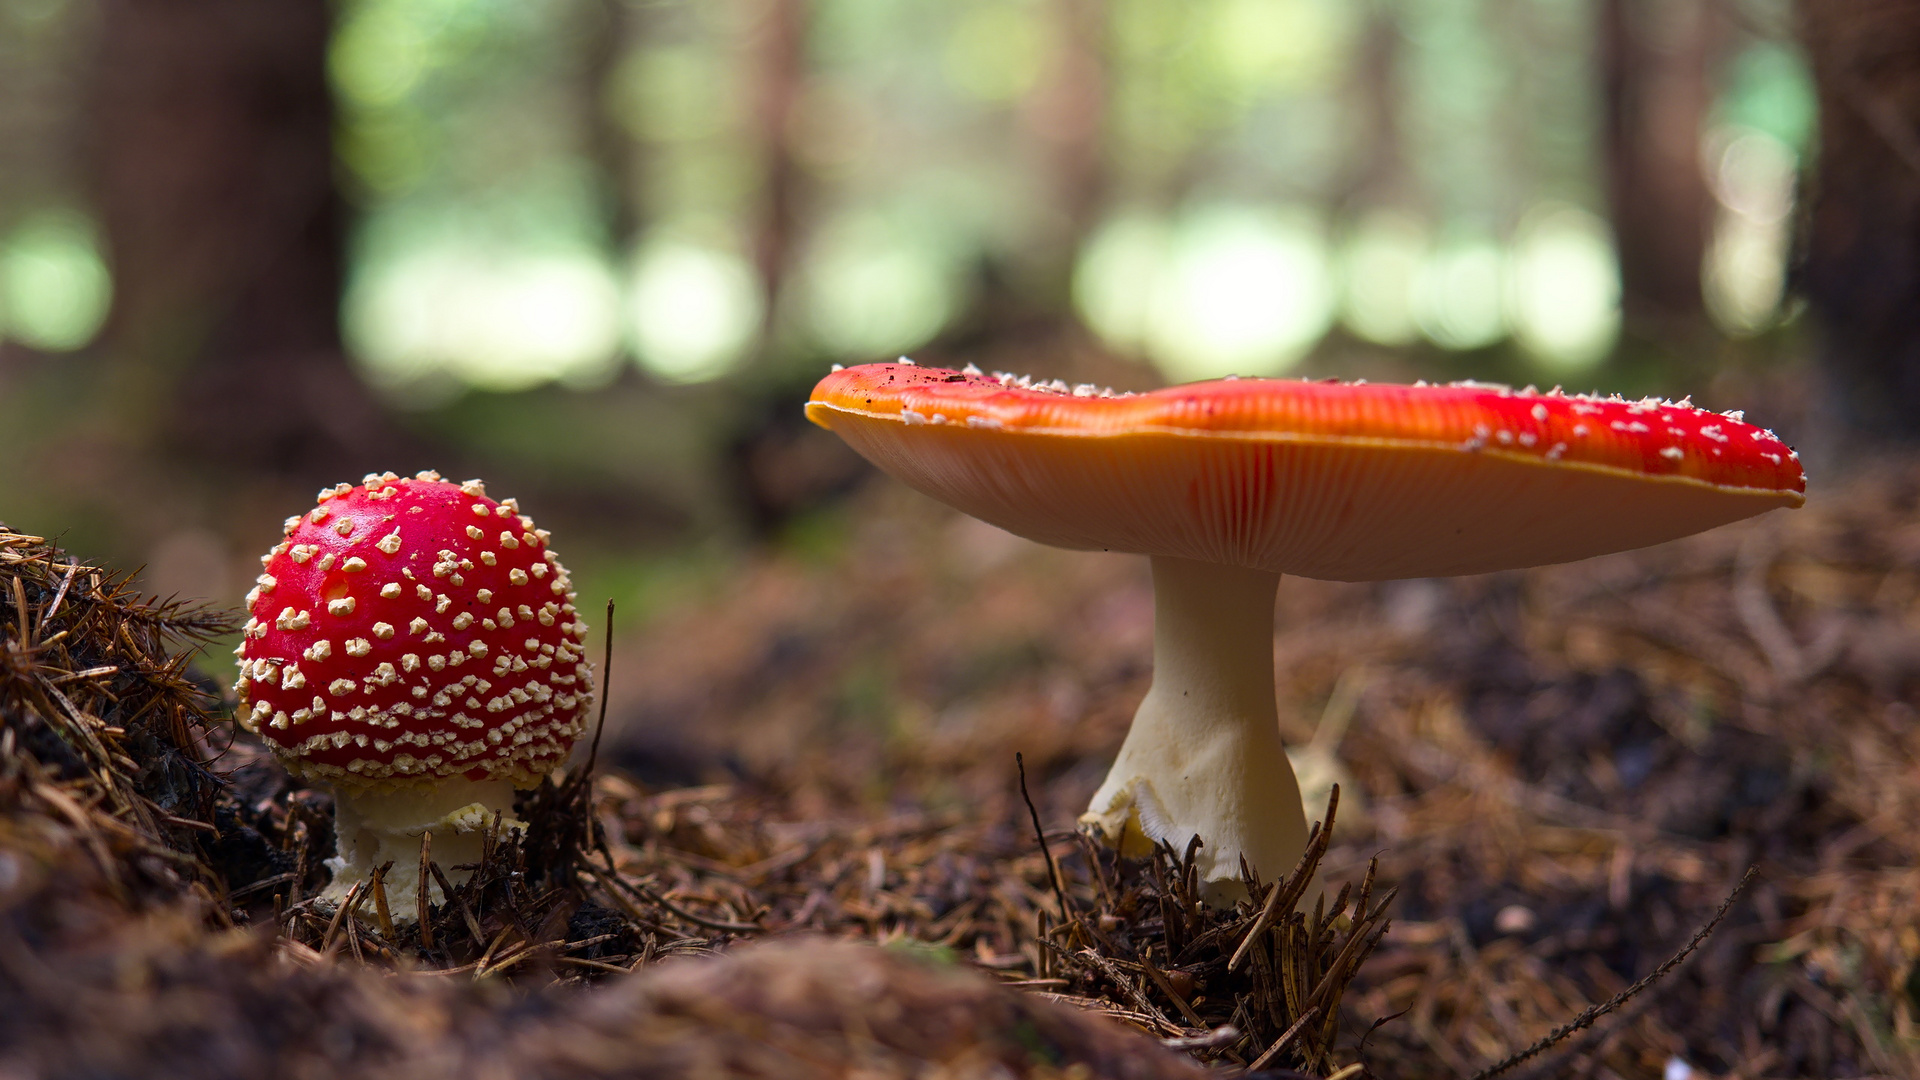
left=806, top=362, right=1806, bottom=903
left=234, top=471, right=593, bottom=915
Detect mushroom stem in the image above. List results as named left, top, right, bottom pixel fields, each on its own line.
left=1079, top=555, right=1310, bottom=906
left=323, top=778, right=525, bottom=919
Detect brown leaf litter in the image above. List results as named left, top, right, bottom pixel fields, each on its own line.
left=11, top=449, right=1920, bottom=1079
left=0, top=522, right=1210, bottom=1080
left=592, top=460, right=1920, bottom=1078
left=0, top=521, right=1325, bottom=1078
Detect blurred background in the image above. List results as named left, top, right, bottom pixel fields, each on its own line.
left=0, top=0, right=1911, bottom=671
left=13, top=8, right=1920, bottom=1068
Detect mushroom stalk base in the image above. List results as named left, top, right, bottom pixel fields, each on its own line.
left=322, top=779, right=525, bottom=920
left=1079, top=556, right=1310, bottom=907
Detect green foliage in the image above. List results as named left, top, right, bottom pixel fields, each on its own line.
left=1717, top=40, right=1818, bottom=154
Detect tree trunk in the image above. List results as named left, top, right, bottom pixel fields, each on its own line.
left=86, top=0, right=401, bottom=479
left=1339, top=11, right=1409, bottom=212
left=1796, top=0, right=1920, bottom=436
left=1027, top=0, right=1108, bottom=246
left=583, top=0, right=640, bottom=254
left=1600, top=0, right=1720, bottom=329
left=749, top=0, right=809, bottom=347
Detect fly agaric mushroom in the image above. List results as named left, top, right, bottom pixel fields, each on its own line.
left=234, top=471, right=592, bottom=915
left=806, top=362, right=1806, bottom=903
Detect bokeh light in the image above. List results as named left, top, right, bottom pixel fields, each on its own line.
left=1077, top=204, right=1334, bottom=381
left=0, top=209, right=112, bottom=352
left=1147, top=205, right=1333, bottom=380
left=942, top=2, right=1048, bottom=104
left=345, top=238, right=622, bottom=395
left=1508, top=203, right=1620, bottom=371
left=1205, top=0, right=1358, bottom=97
left=11, top=0, right=1818, bottom=399
left=1714, top=40, right=1817, bottom=154
left=1339, top=211, right=1427, bottom=348
left=329, top=0, right=434, bottom=109
left=1414, top=234, right=1506, bottom=351
left=628, top=230, right=763, bottom=383
left=795, top=208, right=965, bottom=360
left=613, top=44, right=738, bottom=144
left=1703, top=126, right=1797, bottom=337
left=302, top=0, right=1769, bottom=394
left=1072, top=212, right=1168, bottom=356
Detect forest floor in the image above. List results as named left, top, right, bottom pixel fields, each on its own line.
left=585, top=458, right=1920, bottom=1079
left=3, top=451, right=1918, bottom=1079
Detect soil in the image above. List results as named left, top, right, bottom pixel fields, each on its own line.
left=3, top=451, right=1918, bottom=1079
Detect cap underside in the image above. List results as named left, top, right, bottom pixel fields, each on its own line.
left=811, top=380, right=1804, bottom=581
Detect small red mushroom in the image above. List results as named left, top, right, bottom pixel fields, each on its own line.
left=234, top=470, right=592, bottom=915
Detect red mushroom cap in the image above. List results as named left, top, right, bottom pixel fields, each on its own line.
left=806, top=363, right=1807, bottom=581
left=234, top=472, right=591, bottom=788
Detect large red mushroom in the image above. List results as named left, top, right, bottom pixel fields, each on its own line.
left=234, top=471, right=592, bottom=915
left=807, top=362, right=1807, bottom=903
